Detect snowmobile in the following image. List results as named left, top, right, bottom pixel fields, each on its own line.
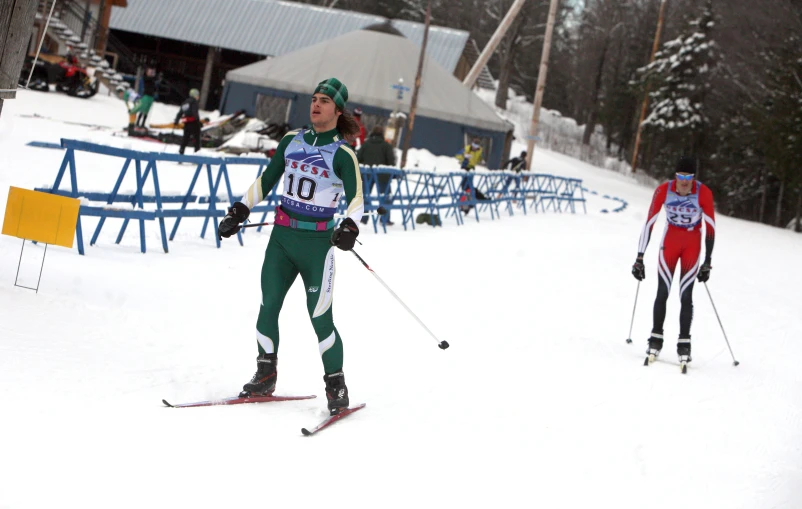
left=20, top=54, right=99, bottom=98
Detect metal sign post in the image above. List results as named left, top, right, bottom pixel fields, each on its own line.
left=14, top=240, right=48, bottom=294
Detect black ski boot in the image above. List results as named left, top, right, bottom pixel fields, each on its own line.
left=323, top=371, right=349, bottom=415
left=644, top=334, right=664, bottom=365
left=677, top=338, right=692, bottom=363
left=239, top=353, right=277, bottom=398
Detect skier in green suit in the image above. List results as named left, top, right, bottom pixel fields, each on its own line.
left=217, top=78, right=364, bottom=415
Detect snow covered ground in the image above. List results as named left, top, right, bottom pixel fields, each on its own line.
left=1, top=90, right=801, bottom=509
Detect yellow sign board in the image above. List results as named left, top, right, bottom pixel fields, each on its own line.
left=2, top=187, right=80, bottom=248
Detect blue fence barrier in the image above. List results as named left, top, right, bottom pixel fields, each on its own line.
left=36, top=139, right=585, bottom=255
left=27, top=141, right=64, bottom=150
left=586, top=187, right=628, bottom=213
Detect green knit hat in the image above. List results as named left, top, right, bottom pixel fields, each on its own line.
left=314, top=78, right=348, bottom=110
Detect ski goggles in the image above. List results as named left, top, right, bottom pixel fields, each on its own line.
left=675, top=173, right=695, bottom=181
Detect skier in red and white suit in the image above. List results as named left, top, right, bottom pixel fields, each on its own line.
left=631, top=157, right=716, bottom=364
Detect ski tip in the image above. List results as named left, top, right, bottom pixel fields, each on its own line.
left=681, top=364, right=688, bottom=374
left=301, top=428, right=313, bottom=436
left=438, top=341, right=450, bottom=350
left=643, top=357, right=649, bottom=366
left=162, top=399, right=174, bottom=407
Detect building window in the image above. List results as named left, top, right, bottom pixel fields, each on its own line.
left=255, top=93, right=291, bottom=124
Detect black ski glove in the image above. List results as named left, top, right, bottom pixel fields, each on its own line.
left=330, top=218, right=359, bottom=251
left=697, top=262, right=712, bottom=283
left=218, top=201, right=250, bottom=240
left=632, top=256, right=645, bottom=281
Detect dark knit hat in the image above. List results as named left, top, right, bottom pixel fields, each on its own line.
left=675, top=156, right=697, bottom=175
left=314, top=78, right=348, bottom=110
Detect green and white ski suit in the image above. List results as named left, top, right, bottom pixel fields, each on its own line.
left=239, top=127, right=364, bottom=374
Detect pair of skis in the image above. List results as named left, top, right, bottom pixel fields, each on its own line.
left=643, top=354, right=689, bottom=374
left=161, top=394, right=366, bottom=436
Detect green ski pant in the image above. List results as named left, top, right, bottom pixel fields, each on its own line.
left=129, top=94, right=154, bottom=114
left=255, top=225, right=344, bottom=374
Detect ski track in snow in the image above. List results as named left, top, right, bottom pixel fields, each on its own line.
left=0, top=90, right=801, bottom=509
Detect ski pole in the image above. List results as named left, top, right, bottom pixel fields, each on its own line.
left=242, top=206, right=388, bottom=229
left=704, top=283, right=740, bottom=366
left=349, top=248, right=449, bottom=350
left=625, top=281, right=640, bottom=344
left=241, top=222, right=272, bottom=229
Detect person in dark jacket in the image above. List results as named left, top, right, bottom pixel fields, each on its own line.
left=502, top=150, right=527, bottom=173
left=136, top=68, right=157, bottom=128
left=502, top=150, right=527, bottom=191
left=357, top=125, right=396, bottom=225
left=175, top=88, right=201, bottom=155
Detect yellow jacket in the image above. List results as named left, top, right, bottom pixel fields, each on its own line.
left=456, top=145, right=483, bottom=170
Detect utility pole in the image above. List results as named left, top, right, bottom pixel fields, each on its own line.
left=630, top=0, right=668, bottom=173
left=525, top=0, right=559, bottom=171
left=95, top=0, right=112, bottom=54
left=463, top=0, right=527, bottom=89
left=0, top=0, right=40, bottom=119
left=199, top=46, right=218, bottom=110
left=400, top=0, right=431, bottom=169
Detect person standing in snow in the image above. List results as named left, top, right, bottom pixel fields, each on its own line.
left=134, top=68, right=157, bottom=128
left=456, top=138, right=483, bottom=171
left=501, top=150, right=527, bottom=191
left=502, top=150, right=527, bottom=173
left=456, top=138, right=488, bottom=210
left=124, top=86, right=154, bottom=134
left=358, top=125, right=396, bottom=225
left=632, top=157, right=716, bottom=366
left=121, top=88, right=141, bottom=134
left=175, top=88, right=201, bottom=155
left=129, top=93, right=153, bottom=129
left=351, top=107, right=367, bottom=148
left=216, top=78, right=364, bottom=416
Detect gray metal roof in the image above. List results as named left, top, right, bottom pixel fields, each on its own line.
left=109, top=0, right=470, bottom=72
